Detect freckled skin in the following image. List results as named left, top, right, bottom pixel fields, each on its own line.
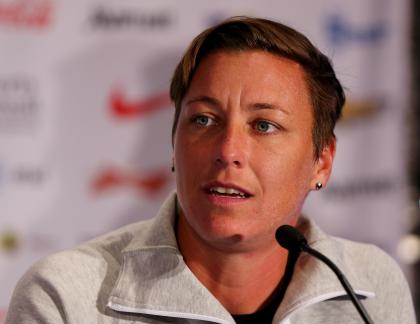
left=174, top=50, right=334, bottom=253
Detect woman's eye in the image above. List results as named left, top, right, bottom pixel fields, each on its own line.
left=193, top=115, right=213, bottom=126
left=254, top=120, right=276, bottom=133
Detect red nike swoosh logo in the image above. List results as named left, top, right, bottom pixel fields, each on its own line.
left=92, top=167, right=170, bottom=196
left=110, top=88, right=171, bottom=118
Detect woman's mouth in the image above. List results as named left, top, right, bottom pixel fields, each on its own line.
left=208, top=186, right=250, bottom=198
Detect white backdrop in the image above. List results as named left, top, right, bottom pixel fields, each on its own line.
left=0, top=0, right=411, bottom=320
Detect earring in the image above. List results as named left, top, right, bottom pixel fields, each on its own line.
left=315, top=182, right=323, bottom=190
left=171, top=164, right=175, bottom=173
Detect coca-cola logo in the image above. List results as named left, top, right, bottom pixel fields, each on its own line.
left=0, top=0, right=52, bottom=29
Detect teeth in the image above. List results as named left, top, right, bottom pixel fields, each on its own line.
left=210, top=186, right=247, bottom=197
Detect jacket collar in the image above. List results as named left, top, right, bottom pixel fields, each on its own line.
left=107, top=192, right=375, bottom=323
left=274, top=217, right=375, bottom=322
left=107, top=192, right=233, bottom=323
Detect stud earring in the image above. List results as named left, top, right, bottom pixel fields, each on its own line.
left=315, top=182, right=323, bottom=190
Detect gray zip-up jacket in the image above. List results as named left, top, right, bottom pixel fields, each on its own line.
left=5, top=193, right=416, bottom=323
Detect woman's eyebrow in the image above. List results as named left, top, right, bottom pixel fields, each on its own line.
left=250, top=102, right=290, bottom=115
left=186, top=95, right=221, bottom=107
left=185, top=96, right=290, bottom=115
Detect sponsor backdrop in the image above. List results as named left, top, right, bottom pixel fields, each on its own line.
left=0, top=0, right=414, bottom=320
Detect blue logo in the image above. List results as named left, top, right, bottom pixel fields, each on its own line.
left=326, top=15, right=387, bottom=47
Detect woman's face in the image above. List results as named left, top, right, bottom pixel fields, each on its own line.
left=173, top=50, right=334, bottom=251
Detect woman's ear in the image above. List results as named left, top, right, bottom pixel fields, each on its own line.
left=311, top=138, right=336, bottom=190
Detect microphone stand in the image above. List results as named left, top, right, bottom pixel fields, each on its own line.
left=276, top=225, right=374, bottom=324
left=300, top=242, right=374, bottom=324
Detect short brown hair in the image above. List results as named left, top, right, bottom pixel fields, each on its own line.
left=170, top=16, right=345, bottom=159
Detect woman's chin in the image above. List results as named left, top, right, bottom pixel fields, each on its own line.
left=195, top=220, right=269, bottom=251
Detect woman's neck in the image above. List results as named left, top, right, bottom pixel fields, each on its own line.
left=176, top=213, right=290, bottom=315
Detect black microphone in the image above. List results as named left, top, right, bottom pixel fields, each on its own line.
left=275, top=225, right=374, bottom=324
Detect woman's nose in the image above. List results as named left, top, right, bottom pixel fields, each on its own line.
left=213, top=124, right=247, bottom=168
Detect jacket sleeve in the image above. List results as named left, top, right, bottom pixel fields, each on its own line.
left=367, top=245, right=417, bottom=324
left=5, top=245, right=117, bottom=324
left=5, top=260, right=67, bottom=324
left=389, top=260, right=417, bottom=323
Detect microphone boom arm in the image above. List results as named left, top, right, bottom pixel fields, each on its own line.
left=301, top=243, right=374, bottom=324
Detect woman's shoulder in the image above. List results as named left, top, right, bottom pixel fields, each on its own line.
left=330, top=235, right=403, bottom=278
left=6, top=218, right=157, bottom=323
left=11, top=218, right=157, bottom=295
left=301, top=216, right=410, bottom=293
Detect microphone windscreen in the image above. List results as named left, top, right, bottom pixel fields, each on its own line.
left=275, top=225, right=307, bottom=251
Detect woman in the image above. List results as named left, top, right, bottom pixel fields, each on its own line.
left=6, top=16, right=416, bottom=324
